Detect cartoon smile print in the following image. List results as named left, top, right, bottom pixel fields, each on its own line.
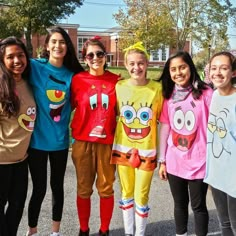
left=18, top=106, right=36, bottom=131
left=89, top=125, right=106, bottom=138
left=208, top=110, right=231, bottom=158
left=88, top=84, right=109, bottom=138
left=120, top=102, right=152, bottom=142
left=172, top=105, right=197, bottom=151
left=46, top=75, right=66, bottom=122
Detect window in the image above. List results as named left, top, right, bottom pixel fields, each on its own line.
left=150, top=46, right=169, bottom=62
left=161, top=46, right=167, bottom=61
left=150, top=50, right=159, bottom=61
left=78, top=37, right=89, bottom=60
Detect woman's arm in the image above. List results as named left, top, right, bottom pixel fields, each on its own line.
left=158, top=122, right=170, bottom=181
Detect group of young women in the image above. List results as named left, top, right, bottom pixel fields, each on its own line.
left=0, top=26, right=235, bottom=236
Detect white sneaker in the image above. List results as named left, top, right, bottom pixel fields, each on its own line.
left=50, top=232, right=62, bottom=236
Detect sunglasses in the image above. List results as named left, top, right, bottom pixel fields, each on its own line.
left=85, top=51, right=106, bottom=60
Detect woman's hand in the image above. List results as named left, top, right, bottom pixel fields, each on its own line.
left=158, top=163, right=168, bottom=181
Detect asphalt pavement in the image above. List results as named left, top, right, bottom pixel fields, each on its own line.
left=18, top=152, right=221, bottom=236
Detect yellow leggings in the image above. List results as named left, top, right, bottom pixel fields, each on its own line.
left=117, top=165, right=154, bottom=207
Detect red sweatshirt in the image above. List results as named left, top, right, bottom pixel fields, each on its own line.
left=71, top=70, right=119, bottom=144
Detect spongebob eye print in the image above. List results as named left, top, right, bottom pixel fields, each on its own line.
left=18, top=106, right=36, bottom=131
left=120, top=101, right=153, bottom=141
left=172, top=102, right=197, bottom=151
left=208, top=109, right=231, bottom=158
left=46, top=75, right=66, bottom=122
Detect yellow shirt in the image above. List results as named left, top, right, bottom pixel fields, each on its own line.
left=111, top=79, right=163, bottom=171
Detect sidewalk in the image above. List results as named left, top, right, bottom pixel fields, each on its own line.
left=18, top=153, right=220, bottom=236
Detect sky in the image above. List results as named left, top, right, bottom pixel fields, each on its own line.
left=61, top=0, right=236, bottom=49
left=61, top=0, right=124, bottom=31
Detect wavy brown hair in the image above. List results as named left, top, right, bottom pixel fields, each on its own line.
left=209, top=51, right=236, bottom=84
left=0, top=36, right=30, bottom=117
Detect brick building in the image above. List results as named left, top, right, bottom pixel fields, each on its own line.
left=22, top=24, right=79, bottom=59
left=28, top=23, right=191, bottom=67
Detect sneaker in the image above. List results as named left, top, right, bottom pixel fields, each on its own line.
left=99, top=230, right=109, bottom=236
left=79, top=229, right=89, bottom=236
left=50, top=232, right=62, bottom=236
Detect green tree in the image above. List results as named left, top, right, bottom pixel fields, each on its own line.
left=113, top=0, right=174, bottom=52
left=189, top=0, right=234, bottom=51
left=0, top=0, right=84, bottom=56
left=114, top=0, right=236, bottom=52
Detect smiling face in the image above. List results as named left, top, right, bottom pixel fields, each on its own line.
left=209, top=55, right=235, bottom=93
left=3, top=45, right=27, bottom=81
left=125, top=52, right=148, bottom=85
left=169, top=57, right=191, bottom=88
left=47, top=32, right=67, bottom=62
left=84, top=45, right=106, bottom=75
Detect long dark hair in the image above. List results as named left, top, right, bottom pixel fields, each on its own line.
left=40, top=26, right=84, bottom=74
left=159, top=51, right=209, bottom=99
left=0, top=36, right=30, bottom=117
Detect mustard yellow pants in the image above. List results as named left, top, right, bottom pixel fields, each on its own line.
left=117, top=165, right=153, bottom=207
left=72, top=140, right=116, bottom=198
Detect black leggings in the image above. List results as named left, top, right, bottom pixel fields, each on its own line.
left=168, top=173, right=209, bottom=236
left=27, top=148, right=68, bottom=227
left=0, top=159, right=28, bottom=236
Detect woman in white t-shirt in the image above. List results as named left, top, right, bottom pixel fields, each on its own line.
left=204, top=51, right=236, bottom=235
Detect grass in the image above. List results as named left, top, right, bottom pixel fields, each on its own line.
left=108, top=66, right=162, bottom=80
left=69, top=66, right=162, bottom=145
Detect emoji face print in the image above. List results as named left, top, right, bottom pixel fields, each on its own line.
left=172, top=101, right=197, bottom=151
left=46, top=75, right=66, bottom=122
left=18, top=106, right=36, bottom=131
left=120, top=101, right=153, bottom=143
left=208, top=109, right=231, bottom=158
left=88, top=84, right=110, bottom=138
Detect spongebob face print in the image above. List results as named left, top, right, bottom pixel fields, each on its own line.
left=46, top=75, right=66, bottom=122
left=18, top=106, right=36, bottom=131
left=208, top=109, right=231, bottom=158
left=120, top=101, right=153, bottom=143
left=172, top=101, right=197, bottom=151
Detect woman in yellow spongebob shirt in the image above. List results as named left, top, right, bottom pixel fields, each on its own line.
left=111, top=42, right=163, bottom=236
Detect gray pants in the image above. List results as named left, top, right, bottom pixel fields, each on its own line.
left=212, top=187, right=236, bottom=236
